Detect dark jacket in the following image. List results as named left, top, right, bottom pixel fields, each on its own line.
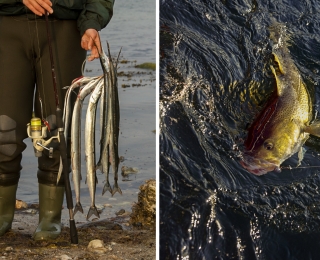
left=0, top=0, right=114, bottom=35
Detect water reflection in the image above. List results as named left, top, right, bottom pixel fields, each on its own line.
left=160, top=0, right=320, bottom=259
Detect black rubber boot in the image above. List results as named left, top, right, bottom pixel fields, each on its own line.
left=0, top=184, right=18, bottom=236
left=33, top=183, right=64, bottom=240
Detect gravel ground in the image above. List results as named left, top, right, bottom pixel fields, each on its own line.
left=0, top=180, right=156, bottom=260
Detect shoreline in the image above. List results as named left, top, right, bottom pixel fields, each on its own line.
left=1, top=179, right=156, bottom=259
left=2, top=212, right=155, bottom=260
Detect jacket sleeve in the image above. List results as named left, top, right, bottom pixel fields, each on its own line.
left=0, top=0, right=21, bottom=3
left=77, top=0, right=114, bottom=36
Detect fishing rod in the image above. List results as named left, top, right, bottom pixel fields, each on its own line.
left=42, top=12, right=78, bottom=244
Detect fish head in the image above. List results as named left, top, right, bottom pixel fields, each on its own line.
left=241, top=118, right=303, bottom=175
left=240, top=148, right=282, bottom=176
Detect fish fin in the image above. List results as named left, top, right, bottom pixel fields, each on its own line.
left=270, top=64, right=284, bottom=96
left=112, top=183, right=122, bottom=196
left=272, top=53, right=284, bottom=74
left=304, top=121, right=320, bottom=137
left=96, top=162, right=103, bottom=173
left=297, top=147, right=306, bottom=167
left=102, top=182, right=113, bottom=196
left=74, top=202, right=84, bottom=215
left=86, top=206, right=100, bottom=220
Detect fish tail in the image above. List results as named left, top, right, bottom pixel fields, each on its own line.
left=102, top=182, right=113, bottom=196
left=269, top=22, right=283, bottom=42
left=268, top=20, right=290, bottom=52
left=86, top=206, right=100, bottom=220
left=74, top=202, right=84, bottom=215
left=112, top=182, right=122, bottom=196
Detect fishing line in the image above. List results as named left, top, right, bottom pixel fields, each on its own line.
left=81, top=59, right=87, bottom=76
left=281, top=165, right=320, bottom=170
left=35, top=18, right=50, bottom=128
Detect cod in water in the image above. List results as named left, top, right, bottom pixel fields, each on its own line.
left=241, top=25, right=320, bottom=175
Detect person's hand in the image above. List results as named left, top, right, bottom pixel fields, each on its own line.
left=22, top=0, right=53, bottom=16
left=81, top=29, right=101, bottom=61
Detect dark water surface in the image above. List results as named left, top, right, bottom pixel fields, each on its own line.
left=160, top=0, right=320, bottom=259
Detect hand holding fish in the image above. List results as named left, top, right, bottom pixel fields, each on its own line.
left=81, top=29, right=101, bottom=61
left=22, top=0, right=53, bottom=16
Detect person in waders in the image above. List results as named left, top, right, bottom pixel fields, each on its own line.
left=0, top=0, right=114, bottom=240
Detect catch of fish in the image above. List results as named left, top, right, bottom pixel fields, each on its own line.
left=60, top=42, right=121, bottom=219
left=240, top=23, right=320, bottom=175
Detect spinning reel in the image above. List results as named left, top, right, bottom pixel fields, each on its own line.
left=26, top=113, right=59, bottom=158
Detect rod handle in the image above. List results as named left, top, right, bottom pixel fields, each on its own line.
left=70, top=219, right=78, bottom=244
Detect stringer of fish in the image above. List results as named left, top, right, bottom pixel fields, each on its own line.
left=61, top=38, right=122, bottom=220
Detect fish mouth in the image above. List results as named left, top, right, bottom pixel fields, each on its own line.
left=240, top=154, right=280, bottom=176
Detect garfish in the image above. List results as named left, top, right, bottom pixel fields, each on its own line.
left=98, top=84, right=114, bottom=195
left=96, top=46, right=113, bottom=195
left=57, top=76, right=100, bottom=184
left=85, top=78, right=103, bottom=220
left=240, top=24, right=320, bottom=175
left=107, top=44, right=122, bottom=195
left=63, top=76, right=101, bottom=131
left=71, top=77, right=103, bottom=215
left=96, top=43, right=122, bottom=195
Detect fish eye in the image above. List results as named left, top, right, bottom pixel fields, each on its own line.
left=264, top=141, right=274, bottom=150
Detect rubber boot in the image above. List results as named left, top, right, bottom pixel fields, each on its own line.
left=0, top=184, right=17, bottom=236
left=33, top=183, right=64, bottom=240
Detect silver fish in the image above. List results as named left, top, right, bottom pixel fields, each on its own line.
left=107, top=44, right=121, bottom=196
left=96, top=43, right=121, bottom=196
left=96, top=46, right=113, bottom=195
left=85, top=79, right=103, bottom=220
left=71, top=77, right=103, bottom=215
left=96, top=77, right=113, bottom=195
left=63, top=76, right=100, bottom=129
left=57, top=76, right=101, bottom=184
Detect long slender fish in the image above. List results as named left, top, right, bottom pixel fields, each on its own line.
left=96, top=43, right=121, bottom=196
left=107, top=44, right=121, bottom=195
left=64, top=76, right=101, bottom=136
left=63, top=76, right=100, bottom=129
left=85, top=80, right=103, bottom=220
left=57, top=76, right=100, bottom=184
left=96, top=46, right=113, bottom=195
left=71, top=77, right=103, bottom=215
left=96, top=76, right=113, bottom=195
